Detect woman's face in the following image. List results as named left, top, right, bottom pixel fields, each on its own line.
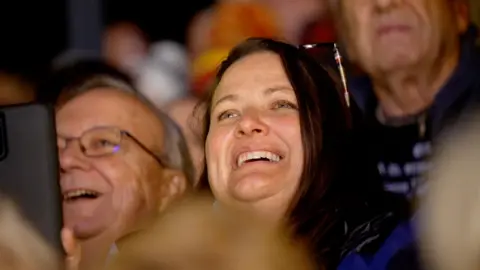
left=206, top=52, right=304, bottom=218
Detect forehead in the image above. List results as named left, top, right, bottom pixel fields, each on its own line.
left=337, top=0, right=450, bottom=11
left=215, top=52, right=291, bottom=97
left=56, top=88, right=163, bottom=141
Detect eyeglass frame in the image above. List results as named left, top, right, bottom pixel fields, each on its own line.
left=57, top=126, right=167, bottom=168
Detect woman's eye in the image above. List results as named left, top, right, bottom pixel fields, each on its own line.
left=217, top=110, right=239, bottom=121
left=272, top=100, right=298, bottom=110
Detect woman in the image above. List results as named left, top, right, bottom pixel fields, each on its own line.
left=195, top=38, right=397, bottom=269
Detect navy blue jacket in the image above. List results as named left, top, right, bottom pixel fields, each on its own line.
left=337, top=24, right=480, bottom=270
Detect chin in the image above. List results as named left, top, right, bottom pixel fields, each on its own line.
left=375, top=48, right=419, bottom=69
left=230, top=185, right=277, bottom=203
left=371, top=53, right=417, bottom=73
left=72, top=219, right=109, bottom=240
left=227, top=173, right=283, bottom=203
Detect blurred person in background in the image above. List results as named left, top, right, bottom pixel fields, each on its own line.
left=187, top=0, right=327, bottom=59
left=102, top=21, right=149, bottom=78
left=136, top=41, right=190, bottom=107
left=421, top=112, right=480, bottom=270
left=330, top=0, right=474, bottom=198
left=102, top=21, right=189, bottom=106
left=107, top=195, right=316, bottom=270
left=0, top=66, right=38, bottom=105
left=186, top=0, right=281, bottom=61
left=299, top=3, right=338, bottom=71
left=0, top=72, right=35, bottom=105
left=0, top=196, right=59, bottom=270
left=196, top=38, right=408, bottom=269
left=261, top=0, right=328, bottom=44
left=55, top=73, right=194, bottom=269
left=328, top=0, right=477, bottom=269
left=165, top=97, right=204, bottom=183
left=301, top=13, right=336, bottom=45
left=188, top=1, right=282, bottom=97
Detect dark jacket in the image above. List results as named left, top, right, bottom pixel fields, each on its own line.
left=337, top=24, right=480, bottom=270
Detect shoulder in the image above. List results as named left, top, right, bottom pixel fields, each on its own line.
left=337, top=192, right=417, bottom=270
left=338, top=217, right=419, bottom=270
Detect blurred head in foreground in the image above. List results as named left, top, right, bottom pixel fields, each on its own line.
left=107, top=194, right=316, bottom=270
left=422, top=111, right=480, bottom=270
left=0, top=197, right=59, bottom=270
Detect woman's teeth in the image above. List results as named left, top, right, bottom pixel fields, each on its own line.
left=237, top=151, right=281, bottom=167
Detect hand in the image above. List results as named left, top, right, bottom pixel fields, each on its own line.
left=62, top=228, right=81, bottom=270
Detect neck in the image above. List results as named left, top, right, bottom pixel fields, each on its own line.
left=230, top=197, right=289, bottom=225
left=372, top=50, right=459, bottom=118
left=79, top=235, right=114, bottom=270
left=114, top=231, right=143, bottom=251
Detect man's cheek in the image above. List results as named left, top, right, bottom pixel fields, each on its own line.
left=112, top=181, right=147, bottom=232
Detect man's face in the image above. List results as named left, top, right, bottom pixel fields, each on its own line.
left=56, top=88, right=180, bottom=241
left=336, top=0, right=468, bottom=75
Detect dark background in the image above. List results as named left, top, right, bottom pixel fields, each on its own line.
left=0, top=0, right=213, bottom=72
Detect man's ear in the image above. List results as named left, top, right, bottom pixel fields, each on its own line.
left=158, top=169, right=188, bottom=213
left=454, top=0, right=469, bottom=34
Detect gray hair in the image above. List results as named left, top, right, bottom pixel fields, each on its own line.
left=149, top=103, right=196, bottom=185
left=55, top=72, right=195, bottom=186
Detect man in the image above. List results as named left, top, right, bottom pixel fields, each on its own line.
left=328, top=0, right=479, bottom=269
left=331, top=0, right=477, bottom=197
left=56, top=74, right=194, bottom=269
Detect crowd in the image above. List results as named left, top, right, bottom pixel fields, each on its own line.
left=1, top=0, right=480, bottom=269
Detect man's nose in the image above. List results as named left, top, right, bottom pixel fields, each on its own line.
left=59, top=141, right=92, bottom=172
left=235, top=110, right=269, bottom=137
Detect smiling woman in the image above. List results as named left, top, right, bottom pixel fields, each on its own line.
left=195, top=38, right=372, bottom=269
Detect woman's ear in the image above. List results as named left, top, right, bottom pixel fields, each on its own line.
left=158, top=169, right=188, bottom=213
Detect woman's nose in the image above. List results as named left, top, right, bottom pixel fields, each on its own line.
left=235, top=110, right=269, bottom=137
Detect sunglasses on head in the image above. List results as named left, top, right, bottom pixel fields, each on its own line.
left=299, top=42, right=350, bottom=108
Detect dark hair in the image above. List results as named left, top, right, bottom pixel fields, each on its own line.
left=196, top=38, right=360, bottom=268
left=50, top=62, right=196, bottom=186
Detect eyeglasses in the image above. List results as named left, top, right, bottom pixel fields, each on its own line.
left=299, top=42, right=350, bottom=107
left=57, top=126, right=166, bottom=167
